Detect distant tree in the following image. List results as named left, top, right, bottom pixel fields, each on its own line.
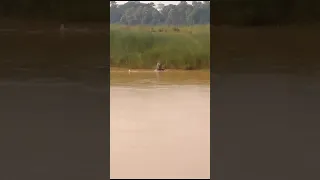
left=0, top=0, right=108, bottom=21
left=110, top=1, right=210, bottom=25
left=156, top=3, right=165, bottom=11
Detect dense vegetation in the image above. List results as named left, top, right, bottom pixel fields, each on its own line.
left=110, top=24, right=210, bottom=70
left=110, top=1, right=210, bottom=70
left=110, top=1, right=210, bottom=25
left=3, top=0, right=319, bottom=26
left=0, top=0, right=108, bottom=22
left=212, top=0, right=320, bottom=26
left=212, top=0, right=320, bottom=73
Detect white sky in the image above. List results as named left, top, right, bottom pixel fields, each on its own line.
left=115, top=1, right=193, bottom=6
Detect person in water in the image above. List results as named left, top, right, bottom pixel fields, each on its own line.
left=156, top=61, right=165, bottom=71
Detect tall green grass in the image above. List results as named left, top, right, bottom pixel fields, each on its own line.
left=212, top=26, right=320, bottom=73
left=110, top=25, right=210, bottom=70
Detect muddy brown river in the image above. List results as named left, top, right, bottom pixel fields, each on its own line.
left=0, top=32, right=109, bottom=179
left=110, top=70, right=210, bottom=179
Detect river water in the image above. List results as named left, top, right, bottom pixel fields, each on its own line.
left=110, top=71, right=210, bottom=179
left=0, top=32, right=109, bottom=179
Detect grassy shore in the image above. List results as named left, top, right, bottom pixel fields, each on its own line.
left=212, top=25, right=320, bottom=74
left=110, top=24, right=210, bottom=70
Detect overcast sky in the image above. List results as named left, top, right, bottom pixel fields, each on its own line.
left=115, top=1, right=193, bottom=6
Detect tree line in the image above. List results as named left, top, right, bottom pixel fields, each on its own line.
left=111, top=0, right=320, bottom=26
left=2, top=0, right=318, bottom=26
left=212, top=0, right=320, bottom=26
left=110, top=1, right=210, bottom=25
left=0, top=0, right=108, bottom=22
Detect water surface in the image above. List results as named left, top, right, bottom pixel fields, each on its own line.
left=0, top=32, right=108, bottom=179
left=110, top=71, right=210, bottom=179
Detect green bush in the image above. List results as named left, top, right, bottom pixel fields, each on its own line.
left=110, top=25, right=210, bottom=70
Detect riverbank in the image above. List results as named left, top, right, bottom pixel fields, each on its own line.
left=110, top=25, right=210, bottom=70
left=110, top=68, right=210, bottom=86
left=110, top=67, right=210, bottom=72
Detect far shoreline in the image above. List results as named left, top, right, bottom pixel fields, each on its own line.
left=0, top=19, right=108, bottom=31
left=110, top=67, right=210, bottom=72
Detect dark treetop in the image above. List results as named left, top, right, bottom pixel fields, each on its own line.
left=110, top=1, right=210, bottom=25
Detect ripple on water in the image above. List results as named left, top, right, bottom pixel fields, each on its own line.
left=110, top=84, right=210, bottom=94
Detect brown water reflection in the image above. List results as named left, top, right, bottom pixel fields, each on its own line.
left=110, top=71, right=210, bottom=179
left=0, top=32, right=108, bottom=179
